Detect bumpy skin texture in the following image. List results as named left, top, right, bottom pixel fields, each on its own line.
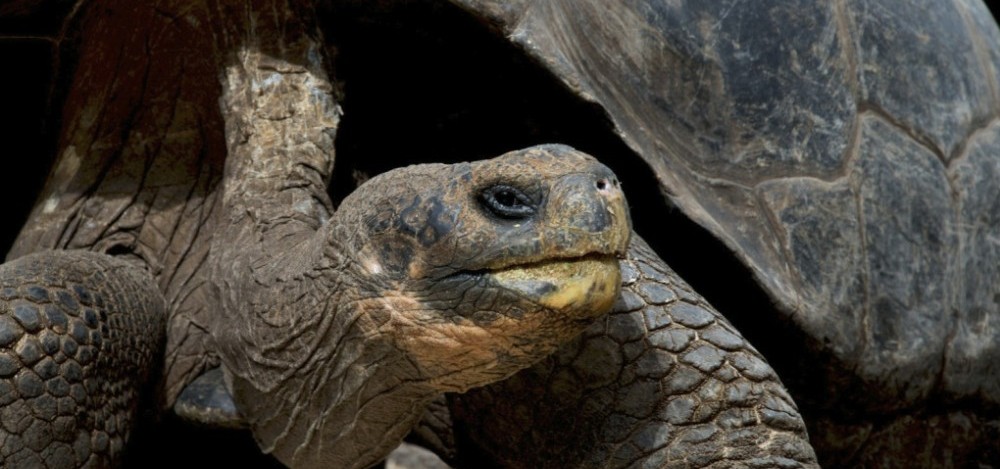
left=211, top=143, right=631, bottom=469
left=0, top=251, right=165, bottom=468
left=451, top=0, right=1000, bottom=465
left=451, top=238, right=817, bottom=468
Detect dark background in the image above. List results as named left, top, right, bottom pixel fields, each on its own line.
left=3, top=0, right=1000, bottom=258
left=1, top=1, right=1000, bottom=466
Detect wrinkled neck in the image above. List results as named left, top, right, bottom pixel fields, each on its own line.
left=217, top=239, right=438, bottom=467
left=213, top=225, right=439, bottom=468
left=231, top=300, right=438, bottom=468
left=206, top=7, right=440, bottom=464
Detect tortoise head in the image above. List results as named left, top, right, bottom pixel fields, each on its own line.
left=334, top=144, right=631, bottom=391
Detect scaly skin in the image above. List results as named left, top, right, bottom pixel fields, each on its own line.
left=210, top=143, right=631, bottom=468
left=0, top=146, right=631, bottom=469
left=450, top=237, right=818, bottom=468
left=0, top=252, right=165, bottom=468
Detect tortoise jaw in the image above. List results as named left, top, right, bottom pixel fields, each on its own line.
left=489, top=254, right=621, bottom=315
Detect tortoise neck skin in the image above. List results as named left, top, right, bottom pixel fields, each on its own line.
left=207, top=18, right=630, bottom=466
left=213, top=230, right=436, bottom=467
left=212, top=146, right=631, bottom=468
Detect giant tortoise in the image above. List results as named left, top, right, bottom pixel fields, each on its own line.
left=1, top=0, right=998, bottom=468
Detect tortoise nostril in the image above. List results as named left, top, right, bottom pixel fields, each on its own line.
left=596, top=178, right=618, bottom=192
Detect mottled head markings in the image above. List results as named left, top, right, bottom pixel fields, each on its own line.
left=333, top=144, right=631, bottom=390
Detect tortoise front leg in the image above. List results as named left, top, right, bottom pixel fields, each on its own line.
left=0, top=251, right=165, bottom=468
left=449, top=236, right=819, bottom=468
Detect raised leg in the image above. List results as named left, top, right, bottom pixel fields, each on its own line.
left=449, top=236, right=818, bottom=468
left=0, top=251, right=165, bottom=468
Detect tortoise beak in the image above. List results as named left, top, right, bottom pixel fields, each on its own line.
left=491, top=255, right=621, bottom=314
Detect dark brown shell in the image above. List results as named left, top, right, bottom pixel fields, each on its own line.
left=455, top=0, right=1000, bottom=448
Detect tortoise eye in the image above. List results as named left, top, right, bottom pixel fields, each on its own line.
left=479, top=184, right=536, bottom=220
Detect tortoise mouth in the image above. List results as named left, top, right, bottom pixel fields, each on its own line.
left=483, top=254, right=622, bottom=313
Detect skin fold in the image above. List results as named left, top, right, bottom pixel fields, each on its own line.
left=210, top=145, right=632, bottom=467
